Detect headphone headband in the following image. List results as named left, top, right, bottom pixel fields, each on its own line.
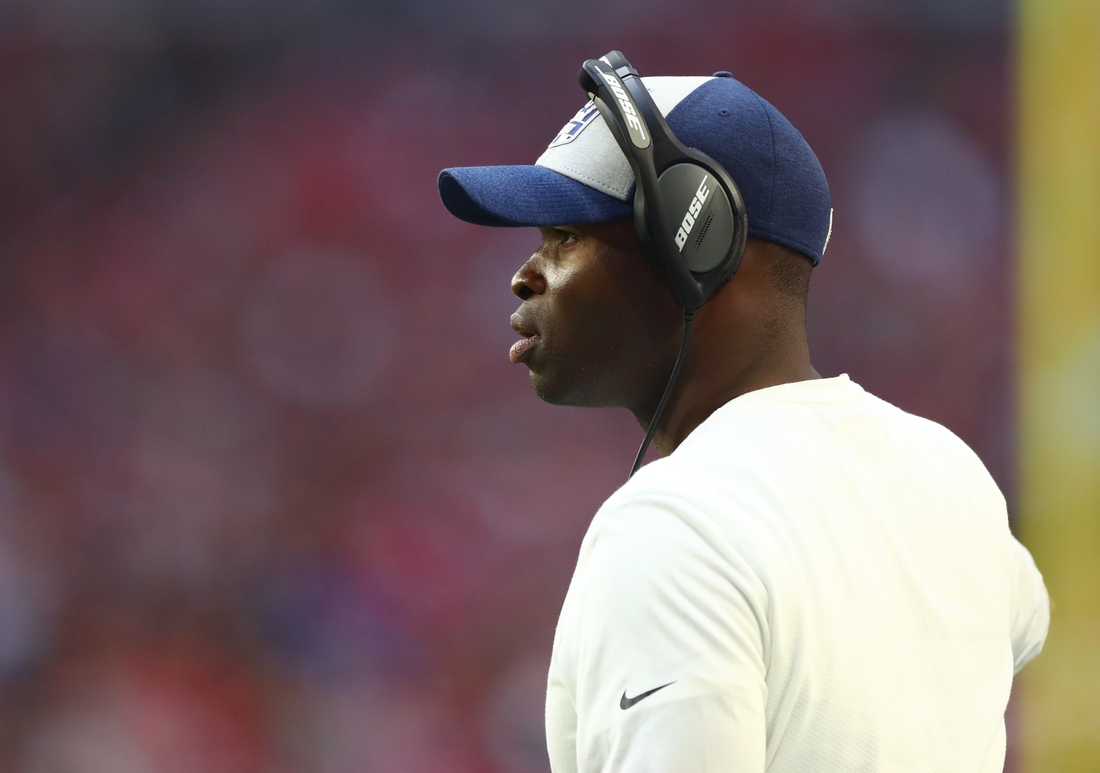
left=579, top=52, right=747, bottom=311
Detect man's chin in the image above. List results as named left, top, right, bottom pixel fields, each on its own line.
left=529, top=370, right=574, bottom=406
left=529, top=370, right=611, bottom=408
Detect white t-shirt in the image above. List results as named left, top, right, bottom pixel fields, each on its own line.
left=545, top=375, right=1049, bottom=773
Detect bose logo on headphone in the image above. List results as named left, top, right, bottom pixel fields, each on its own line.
left=674, top=176, right=712, bottom=251
left=598, top=71, right=648, bottom=146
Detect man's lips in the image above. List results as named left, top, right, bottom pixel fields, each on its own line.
left=509, top=311, right=540, bottom=364
left=509, top=333, right=539, bottom=364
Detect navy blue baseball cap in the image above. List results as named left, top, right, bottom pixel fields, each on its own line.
left=438, top=72, right=832, bottom=264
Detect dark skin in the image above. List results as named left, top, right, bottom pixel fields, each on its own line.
left=509, top=220, right=820, bottom=456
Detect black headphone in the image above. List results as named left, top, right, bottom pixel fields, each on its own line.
left=579, top=51, right=748, bottom=312
left=579, top=52, right=749, bottom=477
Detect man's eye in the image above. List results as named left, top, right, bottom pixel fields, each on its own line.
left=557, top=230, right=578, bottom=245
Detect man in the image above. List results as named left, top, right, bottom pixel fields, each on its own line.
left=438, top=58, right=1048, bottom=772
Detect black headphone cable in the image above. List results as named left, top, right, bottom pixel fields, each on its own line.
left=629, top=307, right=695, bottom=479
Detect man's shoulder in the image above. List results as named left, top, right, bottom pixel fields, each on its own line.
left=588, top=452, right=778, bottom=575
left=601, top=375, right=1005, bottom=544
left=577, top=477, right=771, bottom=614
left=677, top=375, right=995, bottom=484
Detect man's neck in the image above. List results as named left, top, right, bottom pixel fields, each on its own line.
left=639, top=329, right=820, bottom=457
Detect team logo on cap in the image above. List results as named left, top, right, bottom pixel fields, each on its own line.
left=547, top=101, right=600, bottom=149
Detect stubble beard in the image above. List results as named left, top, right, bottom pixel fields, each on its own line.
left=528, top=359, right=626, bottom=409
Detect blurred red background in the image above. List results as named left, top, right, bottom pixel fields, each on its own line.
left=0, top=1, right=1014, bottom=771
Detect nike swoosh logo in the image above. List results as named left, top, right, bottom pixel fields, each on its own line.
left=619, top=681, right=675, bottom=710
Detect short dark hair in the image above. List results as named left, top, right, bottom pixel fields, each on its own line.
left=760, top=239, right=813, bottom=306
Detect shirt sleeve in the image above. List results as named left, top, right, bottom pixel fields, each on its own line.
left=564, top=493, right=769, bottom=773
left=1008, top=535, right=1050, bottom=673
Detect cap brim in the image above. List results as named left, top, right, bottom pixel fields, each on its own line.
left=438, top=165, right=633, bottom=227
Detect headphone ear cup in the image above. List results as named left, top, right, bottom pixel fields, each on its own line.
left=656, top=163, right=736, bottom=276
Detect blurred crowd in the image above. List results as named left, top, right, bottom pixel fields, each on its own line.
left=0, top=0, right=1013, bottom=771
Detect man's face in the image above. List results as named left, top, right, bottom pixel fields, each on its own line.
left=508, top=220, right=683, bottom=409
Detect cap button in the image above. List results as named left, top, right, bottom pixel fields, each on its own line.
left=712, top=71, right=734, bottom=78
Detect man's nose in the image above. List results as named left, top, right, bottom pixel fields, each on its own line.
left=511, top=261, right=546, bottom=300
